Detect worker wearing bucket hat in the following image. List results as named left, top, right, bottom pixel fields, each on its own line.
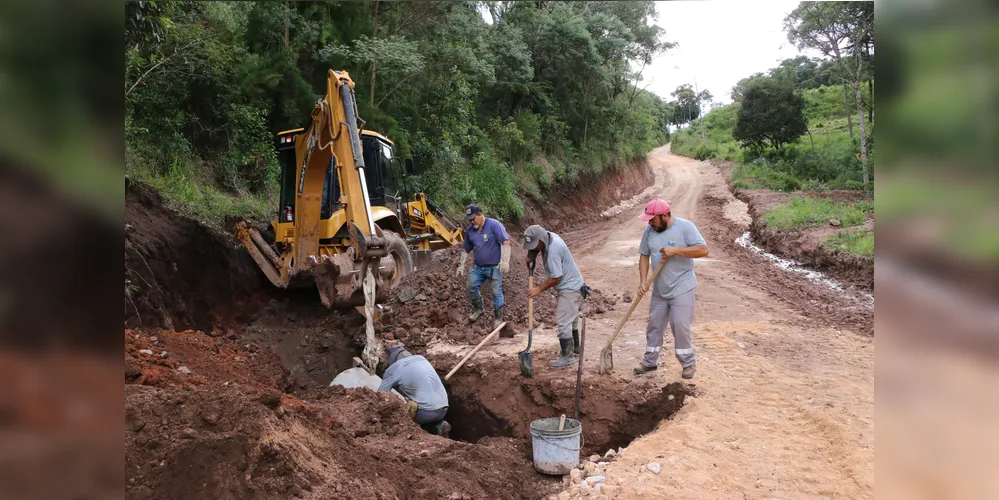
left=635, top=198, right=709, bottom=379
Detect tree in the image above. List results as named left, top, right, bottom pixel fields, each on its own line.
left=732, top=77, right=808, bottom=153
left=785, top=1, right=874, bottom=186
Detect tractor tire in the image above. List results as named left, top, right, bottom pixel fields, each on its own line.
left=384, top=231, right=414, bottom=289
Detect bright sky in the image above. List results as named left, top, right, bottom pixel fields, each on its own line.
left=642, top=0, right=819, bottom=105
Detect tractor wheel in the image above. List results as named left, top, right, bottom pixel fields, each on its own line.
left=384, top=231, right=414, bottom=289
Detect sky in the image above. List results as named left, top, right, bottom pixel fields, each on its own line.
left=641, top=0, right=821, bottom=105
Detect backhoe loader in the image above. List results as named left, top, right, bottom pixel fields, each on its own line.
left=234, top=69, right=463, bottom=313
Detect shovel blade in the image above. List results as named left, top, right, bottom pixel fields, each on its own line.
left=598, top=347, right=613, bottom=375
left=518, top=351, right=534, bottom=378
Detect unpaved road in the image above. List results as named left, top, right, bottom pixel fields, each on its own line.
left=433, top=145, right=874, bottom=498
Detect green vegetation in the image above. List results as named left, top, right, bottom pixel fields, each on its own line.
left=125, top=1, right=674, bottom=225
left=763, top=196, right=873, bottom=231
left=824, top=229, right=874, bottom=258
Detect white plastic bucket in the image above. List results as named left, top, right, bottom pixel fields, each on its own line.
left=530, top=417, right=582, bottom=475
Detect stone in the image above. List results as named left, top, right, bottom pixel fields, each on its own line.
left=580, top=482, right=592, bottom=496
left=201, top=412, right=219, bottom=425
left=583, top=462, right=599, bottom=478
left=623, top=292, right=633, bottom=303
left=177, top=366, right=192, bottom=375
left=160, top=351, right=168, bottom=358
left=414, top=294, right=428, bottom=302
left=557, top=492, right=571, bottom=500
left=646, top=462, right=661, bottom=474
left=440, top=291, right=451, bottom=301
left=139, top=349, right=153, bottom=355
left=604, top=449, right=617, bottom=458
left=397, top=290, right=417, bottom=303
left=570, top=468, right=583, bottom=484
left=617, top=447, right=625, bottom=456
left=181, top=428, right=198, bottom=439
left=829, top=219, right=842, bottom=227
left=589, top=454, right=600, bottom=462
left=585, top=476, right=606, bottom=485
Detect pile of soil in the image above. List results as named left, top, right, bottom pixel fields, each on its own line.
left=126, top=384, right=559, bottom=499
left=380, top=244, right=616, bottom=350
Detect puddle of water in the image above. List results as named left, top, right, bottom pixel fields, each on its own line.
left=736, top=232, right=874, bottom=308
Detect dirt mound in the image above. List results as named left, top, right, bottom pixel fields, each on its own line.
left=125, top=180, right=270, bottom=332
left=126, top=383, right=560, bottom=499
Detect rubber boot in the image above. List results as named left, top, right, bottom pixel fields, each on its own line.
left=493, top=306, right=504, bottom=330
left=572, top=329, right=581, bottom=355
left=549, top=338, right=576, bottom=368
left=469, top=297, right=484, bottom=323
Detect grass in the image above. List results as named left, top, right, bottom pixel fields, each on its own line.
left=824, top=229, right=874, bottom=258
left=763, top=195, right=873, bottom=231
left=127, top=154, right=277, bottom=230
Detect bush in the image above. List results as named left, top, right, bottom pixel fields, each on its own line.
left=731, top=163, right=801, bottom=191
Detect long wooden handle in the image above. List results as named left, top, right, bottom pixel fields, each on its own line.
left=602, top=259, right=669, bottom=349
left=444, top=321, right=508, bottom=380
left=528, top=275, right=534, bottom=332
left=558, top=414, right=566, bottom=430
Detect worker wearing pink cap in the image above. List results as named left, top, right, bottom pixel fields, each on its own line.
left=635, top=198, right=709, bottom=379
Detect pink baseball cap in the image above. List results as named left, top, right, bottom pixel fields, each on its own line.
left=639, top=199, right=671, bottom=221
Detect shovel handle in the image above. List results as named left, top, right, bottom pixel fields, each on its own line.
left=558, top=414, right=566, bottom=430
left=444, top=321, right=508, bottom=381
left=527, top=275, right=534, bottom=332
left=602, top=259, right=669, bottom=350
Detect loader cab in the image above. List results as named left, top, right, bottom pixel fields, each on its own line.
left=275, top=129, right=402, bottom=223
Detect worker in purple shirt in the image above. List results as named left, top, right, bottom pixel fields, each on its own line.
left=456, top=204, right=512, bottom=329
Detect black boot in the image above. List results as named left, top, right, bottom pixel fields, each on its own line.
left=469, top=297, right=484, bottom=323
left=572, top=329, right=581, bottom=355
left=549, top=338, right=576, bottom=368
left=493, top=305, right=504, bottom=329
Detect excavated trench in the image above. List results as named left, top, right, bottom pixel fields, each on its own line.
left=437, top=358, right=692, bottom=456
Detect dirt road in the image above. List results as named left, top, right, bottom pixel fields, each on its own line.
left=436, top=145, right=875, bottom=498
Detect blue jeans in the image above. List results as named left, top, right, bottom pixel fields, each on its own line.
left=467, top=265, right=504, bottom=308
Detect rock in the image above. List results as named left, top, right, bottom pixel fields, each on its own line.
left=557, top=492, right=571, bottom=500
left=570, top=468, right=583, bottom=484
left=585, top=476, right=606, bottom=485
left=139, top=349, right=153, bottom=355
left=177, top=366, right=192, bottom=375
left=562, top=475, right=571, bottom=488
left=646, top=462, right=661, bottom=474
left=622, top=292, right=633, bottom=303
left=398, top=290, right=417, bottom=303
left=583, top=462, right=597, bottom=477
left=589, top=454, right=600, bottom=462
left=829, top=219, right=842, bottom=227
left=440, top=291, right=451, bottom=301
left=580, top=482, right=592, bottom=496
left=736, top=342, right=746, bottom=349
left=259, top=392, right=282, bottom=408
left=668, top=394, right=675, bottom=400
left=414, top=293, right=428, bottom=302
left=181, top=428, right=198, bottom=439
left=201, top=412, right=219, bottom=425
left=604, top=449, right=617, bottom=458
left=130, top=420, right=146, bottom=432
left=160, top=351, right=168, bottom=358
left=600, top=485, right=619, bottom=498
left=617, top=447, right=625, bottom=456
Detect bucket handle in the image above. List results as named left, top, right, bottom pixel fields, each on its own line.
left=535, top=433, right=584, bottom=452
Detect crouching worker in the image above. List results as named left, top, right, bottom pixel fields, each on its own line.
left=378, top=344, right=451, bottom=436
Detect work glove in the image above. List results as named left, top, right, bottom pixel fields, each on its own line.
left=456, top=252, right=468, bottom=277
left=404, top=400, right=419, bottom=419
left=499, top=244, right=511, bottom=273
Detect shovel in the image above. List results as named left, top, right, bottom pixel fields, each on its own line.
left=519, top=259, right=536, bottom=378
left=598, top=258, right=668, bottom=375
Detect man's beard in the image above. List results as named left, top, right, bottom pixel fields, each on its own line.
left=652, top=224, right=667, bottom=233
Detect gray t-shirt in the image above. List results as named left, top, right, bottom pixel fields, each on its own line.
left=638, top=217, right=706, bottom=299
left=543, top=232, right=584, bottom=292
left=378, top=355, right=449, bottom=411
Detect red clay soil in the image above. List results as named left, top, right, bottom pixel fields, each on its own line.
left=126, top=384, right=560, bottom=499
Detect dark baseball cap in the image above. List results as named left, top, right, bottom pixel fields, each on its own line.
left=465, top=204, right=482, bottom=220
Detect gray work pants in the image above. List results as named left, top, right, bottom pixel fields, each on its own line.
left=555, top=289, right=583, bottom=340
left=641, top=290, right=696, bottom=368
